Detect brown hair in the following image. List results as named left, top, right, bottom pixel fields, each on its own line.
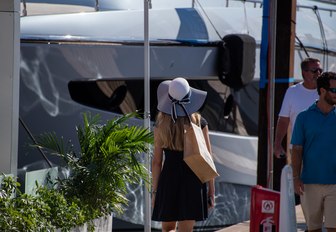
left=317, top=71, right=336, bottom=95
left=155, top=112, right=201, bottom=151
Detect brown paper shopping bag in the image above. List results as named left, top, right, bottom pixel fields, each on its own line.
left=183, top=122, right=219, bottom=183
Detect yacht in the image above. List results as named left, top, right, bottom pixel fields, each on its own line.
left=19, top=0, right=336, bottom=230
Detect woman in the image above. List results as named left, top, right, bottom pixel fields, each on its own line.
left=151, top=77, right=216, bottom=232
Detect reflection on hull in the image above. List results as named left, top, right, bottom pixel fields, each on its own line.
left=19, top=41, right=257, bottom=228
left=210, top=131, right=257, bottom=186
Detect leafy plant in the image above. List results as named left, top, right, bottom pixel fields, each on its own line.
left=0, top=174, right=84, bottom=232
left=36, top=186, right=85, bottom=231
left=34, top=112, right=153, bottom=222
left=0, top=113, right=152, bottom=231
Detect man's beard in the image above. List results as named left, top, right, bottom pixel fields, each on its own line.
left=324, top=93, right=336, bottom=106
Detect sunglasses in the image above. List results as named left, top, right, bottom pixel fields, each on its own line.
left=307, top=68, right=323, bottom=74
left=327, top=88, right=336, bottom=93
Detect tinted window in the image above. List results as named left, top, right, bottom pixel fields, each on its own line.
left=68, top=79, right=258, bottom=136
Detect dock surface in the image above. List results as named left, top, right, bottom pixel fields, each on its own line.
left=216, top=205, right=307, bottom=232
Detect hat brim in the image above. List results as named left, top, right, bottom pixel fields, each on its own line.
left=157, top=80, right=207, bottom=116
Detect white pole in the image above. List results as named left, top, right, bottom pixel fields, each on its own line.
left=144, top=0, right=151, bottom=232
left=268, top=0, right=277, bottom=190
left=0, top=0, right=20, bottom=176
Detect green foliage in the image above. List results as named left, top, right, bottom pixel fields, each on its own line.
left=0, top=114, right=153, bottom=232
left=35, top=112, right=153, bottom=222
left=36, top=186, right=86, bottom=231
left=0, top=175, right=52, bottom=232
left=0, top=174, right=85, bottom=232
left=0, top=113, right=153, bottom=231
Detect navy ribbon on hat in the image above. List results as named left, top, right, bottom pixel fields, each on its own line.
left=169, top=91, right=191, bottom=123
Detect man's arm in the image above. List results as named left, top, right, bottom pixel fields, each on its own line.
left=291, top=144, right=304, bottom=195
left=274, top=116, right=290, bottom=158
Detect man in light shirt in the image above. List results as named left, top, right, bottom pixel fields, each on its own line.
left=274, top=57, right=322, bottom=208
left=274, top=57, right=322, bottom=159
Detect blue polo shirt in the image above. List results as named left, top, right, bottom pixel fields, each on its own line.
left=291, top=102, right=336, bottom=184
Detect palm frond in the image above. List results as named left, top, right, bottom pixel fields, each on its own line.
left=34, top=112, right=154, bottom=217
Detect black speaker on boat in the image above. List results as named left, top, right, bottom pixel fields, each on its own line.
left=218, top=34, right=256, bottom=90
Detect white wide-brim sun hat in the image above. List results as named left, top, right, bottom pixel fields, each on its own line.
left=157, top=77, right=207, bottom=116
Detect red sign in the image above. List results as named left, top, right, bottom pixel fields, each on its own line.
left=249, top=185, right=280, bottom=232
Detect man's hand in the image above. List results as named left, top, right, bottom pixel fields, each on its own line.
left=293, top=177, right=304, bottom=195
left=274, top=116, right=290, bottom=158
left=274, top=144, right=286, bottom=159
left=292, top=145, right=303, bottom=195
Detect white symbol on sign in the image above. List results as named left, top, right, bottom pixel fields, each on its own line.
left=260, top=216, right=274, bottom=232
left=261, top=200, right=275, bottom=214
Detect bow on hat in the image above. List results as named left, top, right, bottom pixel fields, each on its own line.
left=156, top=77, right=207, bottom=121
left=169, top=91, right=191, bottom=123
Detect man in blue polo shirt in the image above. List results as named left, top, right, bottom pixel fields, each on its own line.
left=291, top=71, right=336, bottom=232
